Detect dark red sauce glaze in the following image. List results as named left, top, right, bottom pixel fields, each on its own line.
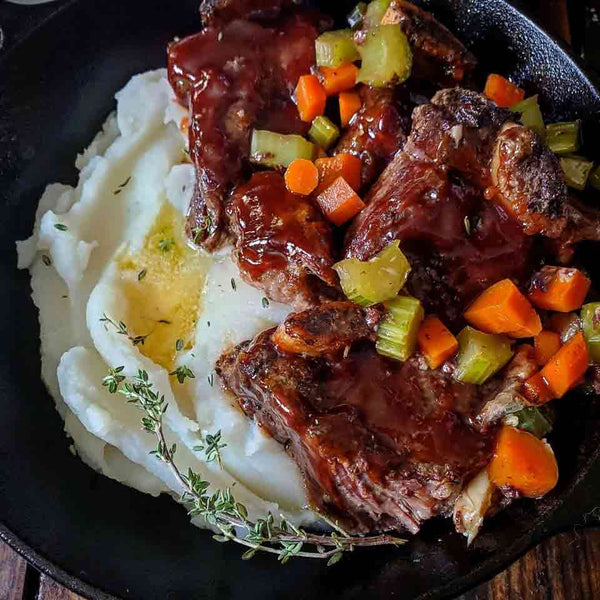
left=167, top=12, right=329, bottom=249
left=345, top=155, right=532, bottom=325
left=227, top=172, right=340, bottom=309
left=217, top=333, right=493, bottom=533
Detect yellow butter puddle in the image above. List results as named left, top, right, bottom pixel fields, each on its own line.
left=117, top=202, right=209, bottom=370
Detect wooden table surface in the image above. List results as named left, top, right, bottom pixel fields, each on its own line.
left=2, top=0, right=600, bottom=599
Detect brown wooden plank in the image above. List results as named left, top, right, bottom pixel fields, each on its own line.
left=37, top=574, right=85, bottom=600
left=0, top=542, right=27, bottom=600
left=462, top=529, right=600, bottom=599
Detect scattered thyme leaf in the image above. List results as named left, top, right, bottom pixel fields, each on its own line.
left=138, top=269, right=147, bottom=281
left=231, top=277, right=237, bottom=291
left=207, top=372, right=214, bottom=387
left=54, top=223, right=68, bottom=231
left=159, top=238, right=175, bottom=252
left=262, top=297, right=270, bottom=308
left=170, top=365, right=195, bottom=384
left=119, top=176, right=131, bottom=188
left=207, top=321, right=211, bottom=328
left=41, top=254, right=52, bottom=266
left=158, top=319, right=171, bottom=324
left=176, top=338, right=184, bottom=352
left=99, top=314, right=149, bottom=347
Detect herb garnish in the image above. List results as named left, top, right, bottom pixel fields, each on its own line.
left=176, top=338, right=184, bottom=352
left=102, top=366, right=406, bottom=565
left=42, top=254, right=52, bottom=266
left=54, top=223, right=68, bottom=231
left=100, top=313, right=149, bottom=346
left=192, top=216, right=212, bottom=245
left=262, top=297, right=270, bottom=308
left=138, top=269, right=147, bottom=281
left=193, top=430, right=226, bottom=468
left=159, top=238, right=175, bottom=252
left=231, top=277, right=237, bottom=291
left=113, top=176, right=131, bottom=195
left=170, top=365, right=195, bottom=384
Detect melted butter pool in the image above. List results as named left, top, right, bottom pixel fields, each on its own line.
left=117, top=202, right=209, bottom=370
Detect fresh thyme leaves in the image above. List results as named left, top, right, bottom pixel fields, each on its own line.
left=207, top=321, right=211, bottom=328
left=138, top=269, right=147, bottom=281
left=103, top=366, right=406, bottom=564
left=54, top=223, right=68, bottom=231
left=230, top=277, right=237, bottom=291
left=170, top=365, right=195, bottom=384
left=102, top=365, right=126, bottom=394
left=207, top=372, right=214, bottom=387
left=41, top=254, right=52, bottom=266
left=193, top=430, right=227, bottom=468
left=159, top=238, right=175, bottom=252
left=176, top=338, right=184, bottom=352
left=192, top=216, right=212, bottom=245
left=262, top=297, right=270, bottom=308
left=99, top=314, right=149, bottom=346
left=113, top=176, right=131, bottom=195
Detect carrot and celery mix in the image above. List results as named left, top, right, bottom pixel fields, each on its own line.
left=248, top=1, right=599, bottom=504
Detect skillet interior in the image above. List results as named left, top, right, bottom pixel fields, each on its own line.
left=1, top=1, right=600, bottom=598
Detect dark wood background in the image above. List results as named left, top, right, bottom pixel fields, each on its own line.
left=2, top=0, right=600, bottom=598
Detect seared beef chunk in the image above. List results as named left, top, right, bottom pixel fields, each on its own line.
left=227, top=172, right=340, bottom=310
left=199, top=0, right=301, bottom=27
left=272, top=301, right=381, bottom=356
left=168, top=12, right=328, bottom=250
left=491, top=123, right=567, bottom=237
left=407, top=89, right=569, bottom=238
left=217, top=332, right=492, bottom=534
left=381, top=0, right=476, bottom=86
left=334, top=86, right=414, bottom=187
left=344, top=153, right=531, bottom=325
left=552, top=197, right=600, bottom=263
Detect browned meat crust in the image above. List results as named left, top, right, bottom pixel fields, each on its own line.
left=199, top=0, right=302, bottom=27
left=406, top=88, right=569, bottom=239
left=217, top=331, right=492, bottom=534
left=381, top=0, right=476, bottom=85
left=272, top=301, right=381, bottom=357
left=344, top=153, right=532, bottom=325
left=333, top=86, right=414, bottom=188
left=167, top=12, right=329, bottom=250
left=227, top=172, right=340, bottom=310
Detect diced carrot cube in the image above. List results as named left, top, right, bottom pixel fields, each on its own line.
left=315, top=176, right=365, bottom=226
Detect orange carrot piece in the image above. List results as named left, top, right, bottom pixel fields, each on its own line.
left=339, top=92, right=362, bottom=127
left=488, top=426, right=558, bottom=498
left=464, top=279, right=542, bottom=338
left=417, top=316, right=459, bottom=369
left=483, top=73, right=525, bottom=108
left=533, top=330, right=562, bottom=366
left=284, top=159, right=319, bottom=196
left=528, top=266, right=591, bottom=312
left=320, top=63, right=359, bottom=96
left=541, top=332, right=589, bottom=398
left=295, top=74, right=327, bottom=123
left=315, top=153, right=362, bottom=195
left=522, top=372, right=554, bottom=405
left=315, top=176, right=365, bottom=226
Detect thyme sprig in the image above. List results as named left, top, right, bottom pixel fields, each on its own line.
left=103, top=366, right=406, bottom=565
left=100, top=313, right=149, bottom=346
left=193, top=430, right=226, bottom=468
left=170, top=365, right=195, bottom=384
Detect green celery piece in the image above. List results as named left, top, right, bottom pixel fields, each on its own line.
left=508, top=407, right=553, bottom=438
left=510, top=95, right=545, bottom=139
left=454, top=327, right=513, bottom=385
left=315, top=30, right=360, bottom=68
left=250, top=130, right=315, bottom=169
left=348, top=2, right=368, bottom=29
left=546, top=121, right=580, bottom=155
left=363, top=0, right=392, bottom=28
left=376, top=295, right=424, bottom=361
left=589, top=165, right=600, bottom=191
left=560, top=155, right=594, bottom=191
left=357, top=25, right=413, bottom=87
left=308, top=116, right=340, bottom=150
left=333, top=241, right=411, bottom=306
left=581, top=302, right=600, bottom=363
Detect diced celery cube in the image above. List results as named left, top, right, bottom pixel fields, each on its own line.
left=250, top=130, right=315, bottom=169
left=363, top=0, right=392, bottom=28
left=560, top=156, right=593, bottom=190
left=581, top=302, right=600, bottom=363
left=546, top=121, right=580, bottom=155
left=308, top=116, right=340, bottom=150
left=376, top=295, right=424, bottom=361
left=315, top=30, right=360, bottom=68
left=510, top=95, right=545, bottom=139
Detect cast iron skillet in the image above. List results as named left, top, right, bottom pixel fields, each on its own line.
left=1, top=1, right=600, bottom=598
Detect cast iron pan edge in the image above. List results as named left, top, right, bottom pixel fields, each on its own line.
left=1, top=1, right=600, bottom=599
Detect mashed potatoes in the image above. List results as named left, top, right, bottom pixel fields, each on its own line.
left=17, top=70, right=315, bottom=528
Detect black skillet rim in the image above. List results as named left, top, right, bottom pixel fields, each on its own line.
left=1, top=1, right=600, bottom=599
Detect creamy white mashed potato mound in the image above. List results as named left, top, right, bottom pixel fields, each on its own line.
left=17, top=69, right=316, bottom=528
